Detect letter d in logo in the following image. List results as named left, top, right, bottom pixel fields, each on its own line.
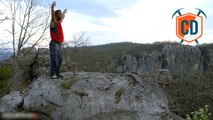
left=172, top=8, right=207, bottom=44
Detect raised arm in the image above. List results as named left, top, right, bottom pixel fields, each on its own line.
left=61, top=9, right=67, bottom=23
left=50, top=2, right=57, bottom=28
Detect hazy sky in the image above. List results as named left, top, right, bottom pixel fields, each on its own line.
left=0, top=0, right=213, bottom=46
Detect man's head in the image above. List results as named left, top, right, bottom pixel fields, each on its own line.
left=55, top=10, right=62, bottom=21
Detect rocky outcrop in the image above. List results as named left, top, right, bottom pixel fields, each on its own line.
left=200, top=45, right=213, bottom=78
left=155, top=69, right=173, bottom=84
left=161, top=45, right=203, bottom=78
left=1, top=72, right=173, bottom=120
left=12, top=47, right=39, bottom=86
left=37, top=48, right=50, bottom=75
left=116, top=52, right=162, bottom=76
left=115, top=45, right=206, bottom=79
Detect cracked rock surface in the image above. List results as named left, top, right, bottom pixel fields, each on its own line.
left=1, top=72, right=170, bottom=120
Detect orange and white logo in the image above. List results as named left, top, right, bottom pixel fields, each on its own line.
left=172, top=8, right=207, bottom=44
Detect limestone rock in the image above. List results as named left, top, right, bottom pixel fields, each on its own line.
left=161, top=45, right=203, bottom=78
left=157, top=69, right=173, bottom=84
left=116, top=54, right=137, bottom=73
left=0, top=91, right=23, bottom=112
left=13, top=47, right=39, bottom=86
left=115, top=45, right=204, bottom=78
left=21, top=72, right=170, bottom=120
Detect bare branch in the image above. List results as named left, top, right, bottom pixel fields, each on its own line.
left=0, top=17, right=9, bottom=23
left=4, top=0, right=50, bottom=55
left=0, top=10, right=9, bottom=23
left=70, top=32, right=91, bottom=48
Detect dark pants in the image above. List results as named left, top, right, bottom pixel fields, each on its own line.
left=49, top=40, right=62, bottom=76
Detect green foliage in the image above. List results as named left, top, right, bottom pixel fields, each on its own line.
left=0, top=66, right=13, bottom=80
left=165, top=77, right=213, bottom=118
left=186, top=105, right=212, bottom=120
left=115, top=88, right=125, bottom=104
left=0, top=65, right=13, bottom=97
left=61, top=76, right=77, bottom=89
left=62, top=81, right=72, bottom=89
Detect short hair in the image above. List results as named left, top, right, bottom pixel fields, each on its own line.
left=55, top=10, right=62, bottom=15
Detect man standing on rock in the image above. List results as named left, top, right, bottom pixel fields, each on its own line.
left=49, top=1, right=67, bottom=79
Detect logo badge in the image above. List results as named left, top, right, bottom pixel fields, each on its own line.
left=172, top=8, right=207, bottom=44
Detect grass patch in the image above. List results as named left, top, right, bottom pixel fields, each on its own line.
left=62, top=81, right=72, bottom=89
left=115, top=88, right=125, bottom=104
left=61, top=77, right=77, bottom=89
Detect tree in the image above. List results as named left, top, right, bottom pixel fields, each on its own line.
left=0, top=11, right=9, bottom=23
left=69, top=32, right=90, bottom=48
left=1, top=0, right=50, bottom=56
left=62, top=32, right=90, bottom=71
left=0, top=16, right=9, bottom=23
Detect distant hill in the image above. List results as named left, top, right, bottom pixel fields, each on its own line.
left=0, top=48, right=13, bottom=62
left=61, top=41, right=180, bottom=72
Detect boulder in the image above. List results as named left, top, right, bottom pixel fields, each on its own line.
left=0, top=91, right=23, bottom=112
left=21, top=72, right=170, bottom=120
left=156, top=69, right=173, bottom=84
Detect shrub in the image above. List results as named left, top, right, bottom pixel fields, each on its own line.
left=165, top=77, right=213, bottom=117
left=0, top=65, right=13, bottom=97
left=0, top=66, right=13, bottom=80
left=186, top=105, right=212, bottom=120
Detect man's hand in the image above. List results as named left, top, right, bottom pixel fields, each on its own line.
left=51, top=1, right=57, bottom=28
left=51, top=1, right=56, bottom=9
left=63, top=9, right=67, bottom=14
left=61, top=9, right=67, bottom=22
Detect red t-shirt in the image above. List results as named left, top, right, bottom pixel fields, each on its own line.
left=50, top=21, right=64, bottom=43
